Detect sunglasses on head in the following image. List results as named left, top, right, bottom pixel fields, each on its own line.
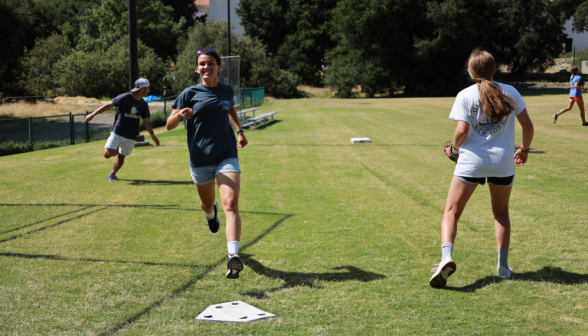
left=198, top=48, right=215, bottom=54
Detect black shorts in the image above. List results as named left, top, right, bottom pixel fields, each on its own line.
left=457, top=175, right=514, bottom=187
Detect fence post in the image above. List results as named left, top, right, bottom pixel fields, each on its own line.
left=164, top=99, right=167, bottom=119
left=28, top=117, right=32, bottom=144
left=85, top=111, right=89, bottom=143
left=69, top=112, right=74, bottom=145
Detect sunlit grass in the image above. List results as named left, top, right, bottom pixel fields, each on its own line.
left=0, top=91, right=587, bottom=334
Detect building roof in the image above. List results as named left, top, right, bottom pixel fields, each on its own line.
left=194, top=0, right=208, bottom=6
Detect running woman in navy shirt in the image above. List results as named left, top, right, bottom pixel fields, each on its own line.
left=553, top=66, right=588, bottom=126
left=85, top=78, right=160, bottom=181
left=166, top=49, right=248, bottom=279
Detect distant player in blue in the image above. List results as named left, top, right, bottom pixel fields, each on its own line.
left=85, top=78, right=160, bottom=182
left=166, top=49, right=248, bottom=279
left=553, top=66, right=588, bottom=126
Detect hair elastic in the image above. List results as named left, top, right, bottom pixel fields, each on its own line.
left=480, top=78, right=487, bottom=82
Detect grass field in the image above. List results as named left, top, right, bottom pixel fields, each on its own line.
left=1, top=90, right=587, bottom=335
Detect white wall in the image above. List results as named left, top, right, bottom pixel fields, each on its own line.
left=208, top=0, right=244, bottom=35
left=565, top=19, right=588, bottom=52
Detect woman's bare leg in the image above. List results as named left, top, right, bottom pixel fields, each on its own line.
left=195, top=180, right=216, bottom=214
left=488, top=183, right=512, bottom=251
left=441, top=176, right=478, bottom=244
left=557, top=99, right=575, bottom=117
left=217, top=172, right=241, bottom=242
left=577, top=99, right=586, bottom=123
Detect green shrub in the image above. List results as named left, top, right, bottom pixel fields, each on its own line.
left=21, top=33, right=72, bottom=96
left=54, top=36, right=167, bottom=98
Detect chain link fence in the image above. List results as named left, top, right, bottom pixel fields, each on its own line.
left=240, top=87, right=265, bottom=108
left=0, top=112, right=115, bottom=156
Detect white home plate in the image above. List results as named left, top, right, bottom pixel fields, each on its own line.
left=351, top=137, right=371, bottom=144
left=194, top=301, right=277, bottom=323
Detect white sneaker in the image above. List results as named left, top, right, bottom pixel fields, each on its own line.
left=498, top=266, right=513, bottom=279
left=429, top=259, right=456, bottom=288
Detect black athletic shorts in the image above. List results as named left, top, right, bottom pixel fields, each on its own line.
left=457, top=175, right=514, bottom=187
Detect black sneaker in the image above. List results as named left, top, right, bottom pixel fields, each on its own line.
left=552, top=114, right=558, bottom=124
left=226, top=254, right=244, bottom=279
left=108, top=173, right=118, bottom=182
left=206, top=201, right=220, bottom=233
left=583, top=122, right=588, bottom=126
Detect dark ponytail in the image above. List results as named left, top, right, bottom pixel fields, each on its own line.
left=468, top=50, right=515, bottom=121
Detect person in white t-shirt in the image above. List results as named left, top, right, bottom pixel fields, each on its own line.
left=429, top=50, right=534, bottom=288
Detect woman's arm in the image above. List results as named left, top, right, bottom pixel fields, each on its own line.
left=166, top=107, right=193, bottom=130
left=514, top=108, right=534, bottom=166
left=453, top=120, right=469, bottom=149
left=228, top=106, right=248, bottom=148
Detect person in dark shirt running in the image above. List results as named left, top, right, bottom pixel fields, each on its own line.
left=85, top=78, right=160, bottom=181
left=166, top=49, right=248, bottom=279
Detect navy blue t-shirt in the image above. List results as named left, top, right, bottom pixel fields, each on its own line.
left=111, top=92, right=150, bottom=140
left=172, top=83, right=237, bottom=167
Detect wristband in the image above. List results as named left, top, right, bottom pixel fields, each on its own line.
left=151, top=134, right=156, bottom=138
left=451, top=145, right=459, bottom=155
left=519, top=145, right=530, bottom=152
left=236, top=129, right=244, bottom=134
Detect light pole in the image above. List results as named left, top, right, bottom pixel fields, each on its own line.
left=227, top=0, right=231, bottom=57
left=129, top=0, right=138, bottom=90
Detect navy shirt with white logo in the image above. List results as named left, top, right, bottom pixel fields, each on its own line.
left=172, top=83, right=236, bottom=167
left=111, top=92, right=150, bottom=140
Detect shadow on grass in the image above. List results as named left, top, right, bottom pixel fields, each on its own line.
left=443, top=266, right=588, bottom=292
left=120, top=179, right=193, bottom=186
left=247, top=119, right=282, bottom=130
left=250, top=144, right=439, bottom=147
left=0, top=252, right=207, bottom=268
left=240, top=254, right=386, bottom=300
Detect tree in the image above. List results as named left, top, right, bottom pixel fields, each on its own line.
left=76, top=0, right=187, bottom=61
left=54, top=37, right=166, bottom=98
left=0, top=0, right=45, bottom=95
left=34, top=0, right=100, bottom=43
left=22, top=34, right=72, bottom=96
left=237, top=0, right=337, bottom=84
left=172, top=20, right=299, bottom=98
left=160, top=0, right=200, bottom=26
left=326, top=0, right=575, bottom=97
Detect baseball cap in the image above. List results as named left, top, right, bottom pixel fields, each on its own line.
left=131, top=78, right=150, bottom=92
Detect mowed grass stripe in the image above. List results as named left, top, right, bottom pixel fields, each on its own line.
left=0, top=93, right=588, bottom=334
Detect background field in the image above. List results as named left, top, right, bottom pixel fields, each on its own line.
left=1, top=91, right=587, bottom=335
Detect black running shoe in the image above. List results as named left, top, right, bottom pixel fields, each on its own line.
left=552, top=114, right=558, bottom=124
left=206, top=201, right=220, bottom=233
left=108, top=173, right=118, bottom=182
left=226, top=254, right=244, bottom=279
left=583, top=122, right=588, bottom=126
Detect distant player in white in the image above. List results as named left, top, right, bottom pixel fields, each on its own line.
left=430, top=50, right=535, bottom=288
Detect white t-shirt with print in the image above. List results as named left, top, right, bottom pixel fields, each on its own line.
left=449, top=83, right=526, bottom=178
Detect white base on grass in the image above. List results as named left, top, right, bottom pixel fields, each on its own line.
left=194, top=301, right=277, bottom=323
left=350, top=137, right=371, bottom=144
left=134, top=141, right=150, bottom=147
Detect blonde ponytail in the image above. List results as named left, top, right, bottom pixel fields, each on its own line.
left=468, top=50, right=515, bottom=120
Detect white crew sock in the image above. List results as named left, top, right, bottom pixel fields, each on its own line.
left=205, top=203, right=216, bottom=219
left=498, top=250, right=509, bottom=269
left=441, top=242, right=454, bottom=263
left=227, top=241, right=240, bottom=257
